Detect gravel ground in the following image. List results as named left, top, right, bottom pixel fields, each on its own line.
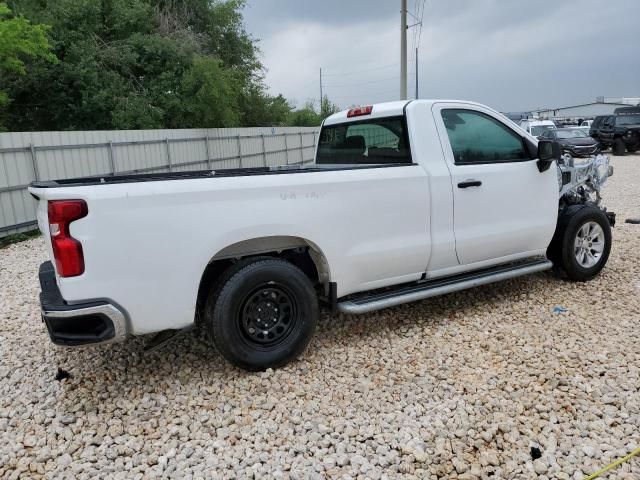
left=1, top=155, right=639, bottom=480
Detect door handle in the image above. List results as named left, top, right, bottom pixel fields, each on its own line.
left=458, top=180, right=482, bottom=189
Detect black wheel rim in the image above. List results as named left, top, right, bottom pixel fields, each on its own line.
left=238, top=283, right=297, bottom=347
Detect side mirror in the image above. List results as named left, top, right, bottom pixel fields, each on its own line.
left=537, top=140, right=562, bottom=172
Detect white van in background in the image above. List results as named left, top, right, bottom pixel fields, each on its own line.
left=520, top=119, right=557, bottom=138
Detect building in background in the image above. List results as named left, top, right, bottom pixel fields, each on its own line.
left=520, top=97, right=639, bottom=122
left=596, top=96, right=640, bottom=106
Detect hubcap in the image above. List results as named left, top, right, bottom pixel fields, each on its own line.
left=574, top=221, right=605, bottom=268
left=239, top=285, right=296, bottom=345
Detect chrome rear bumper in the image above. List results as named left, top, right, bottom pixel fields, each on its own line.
left=39, top=262, right=128, bottom=346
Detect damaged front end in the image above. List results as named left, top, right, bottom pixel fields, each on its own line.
left=557, top=153, right=615, bottom=225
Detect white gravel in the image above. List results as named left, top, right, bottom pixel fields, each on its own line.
left=1, top=155, right=639, bottom=479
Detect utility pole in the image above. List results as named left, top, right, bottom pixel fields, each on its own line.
left=319, top=68, right=323, bottom=115
left=400, top=0, right=407, bottom=100
left=415, top=47, right=419, bottom=99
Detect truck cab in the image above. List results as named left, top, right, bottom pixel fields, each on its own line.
left=518, top=119, right=557, bottom=138
left=319, top=101, right=559, bottom=274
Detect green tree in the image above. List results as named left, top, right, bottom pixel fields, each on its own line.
left=239, top=90, right=291, bottom=127
left=286, top=96, right=341, bottom=127
left=177, top=56, right=240, bottom=128
left=0, top=0, right=294, bottom=130
left=320, top=95, right=340, bottom=119
left=0, top=2, right=55, bottom=127
left=287, top=101, right=321, bottom=127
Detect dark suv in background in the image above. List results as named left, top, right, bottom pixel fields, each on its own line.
left=589, top=116, right=607, bottom=139
left=590, top=113, right=640, bottom=155
left=538, top=128, right=599, bottom=157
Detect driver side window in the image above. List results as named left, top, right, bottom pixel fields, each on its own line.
left=442, top=109, right=529, bottom=165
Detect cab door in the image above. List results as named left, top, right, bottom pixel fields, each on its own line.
left=432, top=103, right=558, bottom=266
left=599, top=116, right=615, bottom=144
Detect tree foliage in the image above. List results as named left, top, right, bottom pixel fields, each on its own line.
left=286, top=96, right=340, bottom=127
left=0, top=2, right=54, bottom=73
left=0, top=2, right=55, bottom=122
left=0, top=0, right=340, bottom=131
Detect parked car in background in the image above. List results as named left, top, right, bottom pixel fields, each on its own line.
left=580, top=120, right=593, bottom=128
left=570, top=125, right=591, bottom=135
left=520, top=119, right=556, bottom=137
left=538, top=128, right=599, bottom=157
left=590, top=114, right=640, bottom=155
left=504, top=111, right=532, bottom=124
left=589, top=116, right=608, bottom=146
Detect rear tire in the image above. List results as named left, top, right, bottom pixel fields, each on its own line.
left=547, top=206, right=612, bottom=281
left=204, top=257, right=318, bottom=371
left=612, top=138, right=626, bottom=156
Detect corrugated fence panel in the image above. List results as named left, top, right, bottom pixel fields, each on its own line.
left=0, top=126, right=319, bottom=237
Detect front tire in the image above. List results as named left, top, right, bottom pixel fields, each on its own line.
left=205, top=258, right=318, bottom=371
left=612, top=138, right=626, bottom=156
left=548, top=206, right=612, bottom=281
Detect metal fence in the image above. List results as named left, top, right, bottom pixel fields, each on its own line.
left=0, top=127, right=320, bottom=237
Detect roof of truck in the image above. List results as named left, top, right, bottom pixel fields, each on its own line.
left=324, top=101, right=411, bottom=125
left=323, top=99, right=499, bottom=126
left=519, top=119, right=556, bottom=127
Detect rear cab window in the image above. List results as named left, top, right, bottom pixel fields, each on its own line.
left=316, top=117, right=412, bottom=165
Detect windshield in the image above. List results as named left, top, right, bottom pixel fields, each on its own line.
left=556, top=129, right=588, bottom=139
left=616, top=115, right=640, bottom=126
left=316, top=117, right=411, bottom=165
left=531, top=125, right=555, bottom=136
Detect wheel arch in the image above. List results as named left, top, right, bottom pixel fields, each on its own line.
left=195, top=236, right=331, bottom=322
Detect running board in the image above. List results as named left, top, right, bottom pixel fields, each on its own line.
left=337, top=258, right=552, bottom=314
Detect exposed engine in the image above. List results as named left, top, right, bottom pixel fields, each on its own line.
left=557, top=154, right=613, bottom=210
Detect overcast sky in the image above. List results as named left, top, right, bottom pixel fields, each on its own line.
left=242, top=0, right=640, bottom=112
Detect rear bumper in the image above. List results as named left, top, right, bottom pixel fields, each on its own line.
left=39, top=261, right=128, bottom=346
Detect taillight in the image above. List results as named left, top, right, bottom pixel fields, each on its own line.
left=347, top=106, right=373, bottom=118
left=48, top=200, right=88, bottom=277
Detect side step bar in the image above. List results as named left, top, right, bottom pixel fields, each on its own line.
left=337, top=258, right=552, bottom=314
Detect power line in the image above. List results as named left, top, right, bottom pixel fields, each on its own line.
left=416, top=0, right=426, bottom=47
left=327, top=87, right=399, bottom=102
left=319, top=67, right=323, bottom=112
left=400, top=0, right=407, bottom=100
left=323, top=75, right=400, bottom=88
left=321, top=63, right=399, bottom=77
left=414, top=0, right=426, bottom=98
left=406, top=0, right=425, bottom=99
left=318, top=0, right=427, bottom=106
left=411, top=0, right=420, bottom=55
left=408, top=0, right=422, bottom=85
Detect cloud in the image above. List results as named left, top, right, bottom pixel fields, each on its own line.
left=257, top=20, right=399, bottom=108
left=243, top=0, right=640, bottom=112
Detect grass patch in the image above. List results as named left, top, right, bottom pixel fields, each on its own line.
left=0, top=229, right=41, bottom=249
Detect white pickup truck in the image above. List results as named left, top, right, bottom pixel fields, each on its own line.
left=30, top=100, right=615, bottom=371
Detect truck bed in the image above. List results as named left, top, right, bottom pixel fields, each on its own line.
left=30, top=163, right=407, bottom=188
